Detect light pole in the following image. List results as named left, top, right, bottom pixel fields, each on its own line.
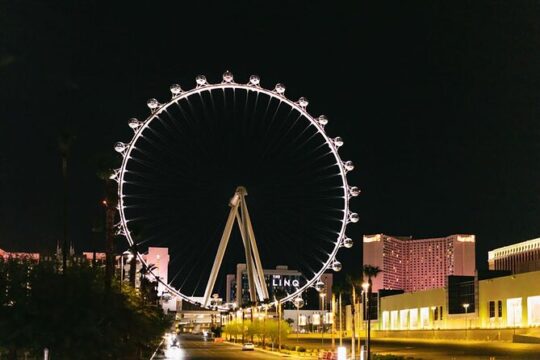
left=320, top=292, right=326, bottom=346
left=338, top=293, right=343, bottom=347
left=331, top=293, right=336, bottom=348
left=294, top=296, right=304, bottom=345
left=462, top=303, right=470, bottom=340
left=362, top=282, right=371, bottom=360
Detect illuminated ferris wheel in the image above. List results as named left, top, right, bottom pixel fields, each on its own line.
left=112, top=71, right=360, bottom=309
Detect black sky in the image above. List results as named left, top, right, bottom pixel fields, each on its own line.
left=1, top=1, right=540, bottom=277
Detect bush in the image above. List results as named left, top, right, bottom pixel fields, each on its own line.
left=297, top=346, right=306, bottom=352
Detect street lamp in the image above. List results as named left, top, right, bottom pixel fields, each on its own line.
left=462, top=303, right=470, bottom=339
left=320, top=292, right=326, bottom=346
left=361, top=282, right=371, bottom=360
left=294, top=296, right=304, bottom=344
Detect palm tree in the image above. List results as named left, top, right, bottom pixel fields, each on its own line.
left=362, top=265, right=382, bottom=292
left=95, top=153, right=120, bottom=291
left=332, top=280, right=350, bottom=346
left=345, top=274, right=360, bottom=359
left=139, top=263, right=158, bottom=305
left=58, top=130, right=75, bottom=273
left=128, top=242, right=138, bottom=288
left=362, top=264, right=382, bottom=360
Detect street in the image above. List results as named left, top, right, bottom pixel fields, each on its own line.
left=154, top=334, right=540, bottom=359
left=155, top=334, right=285, bottom=359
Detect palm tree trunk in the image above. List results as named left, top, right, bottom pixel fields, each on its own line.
left=104, top=179, right=117, bottom=291
left=62, top=156, right=68, bottom=273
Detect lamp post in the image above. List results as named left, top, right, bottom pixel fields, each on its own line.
left=362, top=282, right=370, bottom=360
left=339, top=293, right=343, bottom=347
left=320, top=292, right=326, bottom=346
left=294, top=296, right=304, bottom=345
left=331, top=293, right=336, bottom=348
left=462, top=303, right=470, bottom=340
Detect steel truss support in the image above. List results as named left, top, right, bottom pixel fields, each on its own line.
left=202, top=186, right=269, bottom=307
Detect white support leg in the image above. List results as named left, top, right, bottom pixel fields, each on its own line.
left=243, top=203, right=270, bottom=300
left=239, top=196, right=258, bottom=303
left=202, top=205, right=238, bottom=307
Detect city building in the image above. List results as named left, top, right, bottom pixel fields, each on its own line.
left=488, top=237, right=540, bottom=274
left=0, top=248, right=40, bottom=261
left=363, top=234, right=476, bottom=292
left=226, top=264, right=303, bottom=307
left=377, top=270, right=540, bottom=331
left=283, top=309, right=332, bottom=333
left=226, top=264, right=333, bottom=309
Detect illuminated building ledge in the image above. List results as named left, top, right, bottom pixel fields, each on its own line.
left=376, top=270, right=540, bottom=331
left=488, top=237, right=540, bottom=260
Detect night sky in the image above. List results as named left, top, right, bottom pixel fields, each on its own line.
left=2, top=1, right=540, bottom=282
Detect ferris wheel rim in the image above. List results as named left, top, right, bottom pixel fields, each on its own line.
left=115, top=75, right=356, bottom=308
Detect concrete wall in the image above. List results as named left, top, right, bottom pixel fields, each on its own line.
left=479, top=270, right=540, bottom=328
left=373, top=328, right=530, bottom=342
left=377, top=270, right=540, bottom=331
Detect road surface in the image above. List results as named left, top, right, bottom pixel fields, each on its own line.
left=155, top=334, right=283, bottom=359
left=157, top=334, right=540, bottom=359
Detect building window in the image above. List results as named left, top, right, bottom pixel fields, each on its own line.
left=439, top=306, right=443, bottom=320
left=420, top=307, right=430, bottom=328
left=527, top=295, right=540, bottom=326
left=507, top=298, right=522, bottom=328
left=390, top=310, right=398, bottom=330
left=382, top=311, right=390, bottom=330
left=400, top=309, right=409, bottom=330
left=489, top=301, right=495, bottom=318
left=498, top=300, right=503, bottom=318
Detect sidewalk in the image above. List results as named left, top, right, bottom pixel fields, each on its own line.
left=226, top=340, right=318, bottom=359
left=372, top=337, right=540, bottom=352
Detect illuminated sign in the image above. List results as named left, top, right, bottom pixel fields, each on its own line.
left=272, top=276, right=300, bottom=288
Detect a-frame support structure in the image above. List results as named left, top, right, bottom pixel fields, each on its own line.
left=202, top=186, right=269, bottom=308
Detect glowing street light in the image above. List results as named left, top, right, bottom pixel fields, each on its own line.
left=320, top=292, right=327, bottom=346
left=463, top=303, right=470, bottom=339
left=361, top=282, right=371, bottom=360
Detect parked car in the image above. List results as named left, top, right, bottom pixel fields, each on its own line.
left=242, top=342, right=255, bottom=351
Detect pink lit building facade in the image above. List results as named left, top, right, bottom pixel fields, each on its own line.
left=363, top=234, right=476, bottom=292
left=0, top=248, right=40, bottom=262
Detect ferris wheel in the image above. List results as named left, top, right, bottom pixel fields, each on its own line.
left=112, top=71, right=360, bottom=309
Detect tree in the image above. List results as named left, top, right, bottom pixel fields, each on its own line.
left=266, top=320, right=291, bottom=349
left=362, top=264, right=382, bottom=360
left=332, top=280, right=349, bottom=345
left=95, top=153, right=120, bottom=291
left=223, top=319, right=244, bottom=342
left=139, top=263, right=159, bottom=305
left=58, top=130, right=76, bottom=273
left=0, top=258, right=171, bottom=359
left=362, top=265, right=382, bottom=291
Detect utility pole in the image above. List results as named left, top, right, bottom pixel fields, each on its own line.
left=351, top=286, right=356, bottom=360
left=339, top=293, right=343, bottom=347
left=278, top=302, right=282, bottom=351
left=331, top=293, right=336, bottom=348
